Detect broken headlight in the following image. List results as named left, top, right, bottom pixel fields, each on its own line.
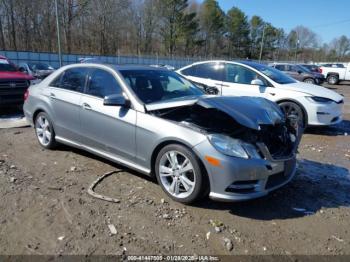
left=207, top=134, right=249, bottom=159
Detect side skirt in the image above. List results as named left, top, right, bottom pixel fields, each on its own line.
left=55, top=136, right=151, bottom=175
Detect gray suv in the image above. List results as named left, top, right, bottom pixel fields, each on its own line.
left=23, top=64, right=302, bottom=203
left=270, top=63, right=325, bottom=85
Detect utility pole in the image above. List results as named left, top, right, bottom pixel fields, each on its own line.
left=294, top=38, right=300, bottom=62
left=55, top=0, right=62, bottom=67
left=259, top=24, right=266, bottom=62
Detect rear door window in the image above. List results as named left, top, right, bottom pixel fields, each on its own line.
left=189, top=63, right=224, bottom=81
left=50, top=68, right=88, bottom=92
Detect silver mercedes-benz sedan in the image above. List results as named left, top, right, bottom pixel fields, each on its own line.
left=23, top=63, right=302, bottom=203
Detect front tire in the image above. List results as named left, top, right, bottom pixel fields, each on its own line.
left=155, top=144, right=206, bottom=204
left=278, top=101, right=306, bottom=128
left=34, top=112, right=57, bottom=149
left=327, top=74, right=339, bottom=85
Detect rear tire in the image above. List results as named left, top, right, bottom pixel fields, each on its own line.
left=155, top=144, right=207, bottom=204
left=327, top=74, right=339, bottom=85
left=303, top=78, right=315, bottom=84
left=34, top=112, right=57, bottom=149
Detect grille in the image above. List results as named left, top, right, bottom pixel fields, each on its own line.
left=0, top=79, right=29, bottom=89
left=0, top=79, right=29, bottom=103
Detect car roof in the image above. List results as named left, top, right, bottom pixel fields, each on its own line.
left=269, top=62, right=295, bottom=65
left=107, top=64, right=170, bottom=71
left=238, top=60, right=269, bottom=67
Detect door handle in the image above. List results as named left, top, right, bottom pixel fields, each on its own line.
left=221, top=84, right=229, bottom=87
left=269, top=92, right=276, bottom=96
left=82, top=103, right=92, bottom=110
left=49, top=92, right=56, bottom=99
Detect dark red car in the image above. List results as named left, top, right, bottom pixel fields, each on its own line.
left=0, top=55, right=34, bottom=107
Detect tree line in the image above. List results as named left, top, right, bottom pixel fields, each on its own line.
left=0, top=0, right=349, bottom=62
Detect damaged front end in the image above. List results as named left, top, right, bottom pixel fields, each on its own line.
left=147, top=96, right=303, bottom=201
left=148, top=96, right=302, bottom=161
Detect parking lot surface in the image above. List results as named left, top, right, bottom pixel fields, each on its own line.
left=0, top=84, right=349, bottom=255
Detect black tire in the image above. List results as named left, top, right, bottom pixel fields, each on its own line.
left=34, top=112, right=57, bottom=149
left=155, top=144, right=207, bottom=204
left=303, top=78, right=315, bottom=84
left=278, top=101, right=306, bottom=128
left=327, top=74, right=339, bottom=85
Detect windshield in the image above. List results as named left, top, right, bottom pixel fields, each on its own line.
left=0, top=59, right=17, bottom=72
left=120, top=69, right=203, bottom=104
left=29, top=63, right=53, bottom=70
left=249, top=63, right=297, bottom=84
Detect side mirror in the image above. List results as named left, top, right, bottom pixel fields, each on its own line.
left=251, top=79, right=264, bottom=86
left=103, top=94, right=131, bottom=107
left=103, top=94, right=130, bottom=107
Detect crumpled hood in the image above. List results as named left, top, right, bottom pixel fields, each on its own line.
left=196, top=96, right=285, bottom=130
left=146, top=96, right=285, bottom=131
left=282, top=82, right=343, bottom=102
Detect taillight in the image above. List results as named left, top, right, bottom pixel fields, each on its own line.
left=319, top=68, right=322, bottom=73
left=24, top=89, right=29, bottom=101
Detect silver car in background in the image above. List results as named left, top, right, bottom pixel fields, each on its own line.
left=23, top=64, right=302, bottom=203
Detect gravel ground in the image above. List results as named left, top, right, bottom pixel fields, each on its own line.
left=0, top=84, right=349, bottom=256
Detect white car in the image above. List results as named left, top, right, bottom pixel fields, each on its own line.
left=177, top=60, right=344, bottom=127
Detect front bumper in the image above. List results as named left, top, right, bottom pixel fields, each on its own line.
left=304, top=99, right=344, bottom=126
left=193, top=139, right=298, bottom=202
left=0, top=95, right=24, bottom=106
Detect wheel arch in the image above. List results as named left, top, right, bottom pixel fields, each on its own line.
left=303, top=77, right=315, bottom=82
left=32, top=108, right=45, bottom=123
left=326, top=72, right=339, bottom=78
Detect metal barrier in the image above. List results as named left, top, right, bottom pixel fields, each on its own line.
left=0, top=50, right=202, bottom=69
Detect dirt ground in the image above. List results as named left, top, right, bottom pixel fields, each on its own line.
left=0, top=84, right=349, bottom=256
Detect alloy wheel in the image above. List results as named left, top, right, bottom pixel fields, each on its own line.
left=158, top=150, right=196, bottom=199
left=35, top=115, right=52, bottom=146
